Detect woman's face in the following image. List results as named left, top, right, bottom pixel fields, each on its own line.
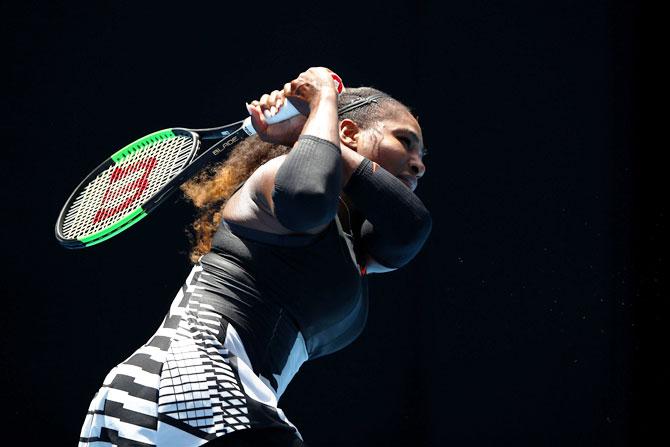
left=357, top=109, right=426, bottom=192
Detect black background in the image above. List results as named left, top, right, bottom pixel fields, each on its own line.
left=3, top=1, right=660, bottom=446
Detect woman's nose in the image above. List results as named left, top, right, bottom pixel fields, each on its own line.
left=410, top=157, right=426, bottom=178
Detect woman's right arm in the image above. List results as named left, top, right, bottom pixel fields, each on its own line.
left=245, top=67, right=343, bottom=234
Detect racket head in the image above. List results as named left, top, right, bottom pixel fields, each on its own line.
left=55, top=128, right=200, bottom=248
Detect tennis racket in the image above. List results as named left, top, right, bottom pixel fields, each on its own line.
left=55, top=73, right=344, bottom=249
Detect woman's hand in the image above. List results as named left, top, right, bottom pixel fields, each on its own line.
left=247, top=67, right=339, bottom=146
left=247, top=94, right=306, bottom=146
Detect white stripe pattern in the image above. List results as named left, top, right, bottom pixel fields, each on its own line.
left=79, top=265, right=301, bottom=446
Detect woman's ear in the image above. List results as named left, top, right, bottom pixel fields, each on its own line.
left=339, top=119, right=360, bottom=151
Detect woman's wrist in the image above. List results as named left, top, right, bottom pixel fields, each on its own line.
left=300, top=93, right=339, bottom=144
left=308, top=88, right=338, bottom=109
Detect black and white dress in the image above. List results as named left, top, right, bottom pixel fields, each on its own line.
left=79, top=203, right=369, bottom=446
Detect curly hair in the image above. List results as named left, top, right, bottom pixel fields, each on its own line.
left=180, top=86, right=408, bottom=263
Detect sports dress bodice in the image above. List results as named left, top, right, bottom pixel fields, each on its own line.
left=205, top=210, right=369, bottom=397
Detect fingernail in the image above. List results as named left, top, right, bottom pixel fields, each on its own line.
left=264, top=109, right=272, bottom=119
left=245, top=102, right=253, bottom=115
left=270, top=106, right=277, bottom=116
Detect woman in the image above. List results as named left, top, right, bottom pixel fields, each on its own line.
left=78, top=67, right=431, bottom=447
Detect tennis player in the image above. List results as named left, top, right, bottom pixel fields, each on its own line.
left=78, top=67, right=431, bottom=447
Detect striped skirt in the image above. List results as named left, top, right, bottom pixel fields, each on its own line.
left=78, top=265, right=303, bottom=446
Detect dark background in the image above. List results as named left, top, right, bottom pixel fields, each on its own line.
left=3, top=1, right=659, bottom=446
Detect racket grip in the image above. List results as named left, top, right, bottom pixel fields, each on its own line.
left=265, top=100, right=301, bottom=124
left=254, top=73, right=344, bottom=125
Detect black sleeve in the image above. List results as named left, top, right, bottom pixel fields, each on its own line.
left=272, top=135, right=343, bottom=232
left=344, top=158, right=432, bottom=268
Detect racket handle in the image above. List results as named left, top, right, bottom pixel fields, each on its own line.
left=265, top=99, right=301, bottom=124
left=253, top=73, right=344, bottom=125
left=241, top=103, right=300, bottom=135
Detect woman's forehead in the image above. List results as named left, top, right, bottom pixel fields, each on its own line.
left=382, top=110, right=423, bottom=138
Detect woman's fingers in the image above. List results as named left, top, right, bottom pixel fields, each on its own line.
left=269, top=90, right=282, bottom=115
left=259, top=93, right=274, bottom=119
left=259, top=93, right=270, bottom=109
left=254, top=90, right=288, bottom=118
left=247, top=102, right=266, bottom=130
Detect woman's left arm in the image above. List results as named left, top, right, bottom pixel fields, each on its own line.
left=344, top=158, right=432, bottom=271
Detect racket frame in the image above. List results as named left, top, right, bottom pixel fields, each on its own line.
left=55, top=120, right=253, bottom=249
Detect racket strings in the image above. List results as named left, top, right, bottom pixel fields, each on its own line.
left=62, top=134, right=196, bottom=240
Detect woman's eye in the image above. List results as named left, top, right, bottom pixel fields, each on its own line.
left=398, top=136, right=411, bottom=149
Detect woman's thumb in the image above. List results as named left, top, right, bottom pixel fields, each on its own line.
left=246, top=102, right=267, bottom=134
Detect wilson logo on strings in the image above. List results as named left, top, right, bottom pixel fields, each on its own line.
left=93, top=157, right=157, bottom=224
